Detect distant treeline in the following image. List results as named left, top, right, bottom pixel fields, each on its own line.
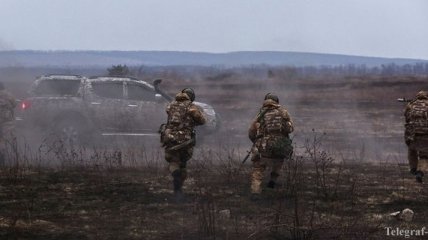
left=288, top=62, right=428, bottom=77
left=1, top=62, right=428, bottom=84
left=129, top=62, right=428, bottom=82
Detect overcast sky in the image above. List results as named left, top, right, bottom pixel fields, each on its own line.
left=0, top=0, right=427, bottom=59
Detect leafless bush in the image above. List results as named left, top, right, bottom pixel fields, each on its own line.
left=196, top=192, right=217, bottom=239
left=304, top=130, right=344, bottom=200
left=244, top=131, right=374, bottom=239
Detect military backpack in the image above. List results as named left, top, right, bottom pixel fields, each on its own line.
left=260, top=108, right=291, bottom=135
left=407, top=100, right=428, bottom=135
left=257, top=108, right=293, bottom=158
left=160, top=101, right=193, bottom=146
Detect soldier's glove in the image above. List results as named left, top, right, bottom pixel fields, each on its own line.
left=410, top=168, right=418, bottom=175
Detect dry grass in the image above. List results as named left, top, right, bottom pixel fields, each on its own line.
left=0, top=134, right=427, bottom=239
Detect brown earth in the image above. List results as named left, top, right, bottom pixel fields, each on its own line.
left=0, top=159, right=427, bottom=240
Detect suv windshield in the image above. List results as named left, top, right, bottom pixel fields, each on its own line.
left=127, top=83, right=157, bottom=101
left=34, top=80, right=81, bottom=96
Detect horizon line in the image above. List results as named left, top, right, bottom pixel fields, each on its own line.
left=1, top=49, right=427, bottom=61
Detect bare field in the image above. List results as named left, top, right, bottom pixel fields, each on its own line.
left=0, top=69, right=428, bottom=239
left=1, top=158, right=427, bottom=240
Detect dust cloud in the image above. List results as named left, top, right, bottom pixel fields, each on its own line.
left=0, top=65, right=425, bottom=166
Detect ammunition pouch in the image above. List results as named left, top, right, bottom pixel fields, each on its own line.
left=161, top=126, right=194, bottom=149
left=405, top=122, right=428, bottom=145
left=258, top=135, right=293, bottom=159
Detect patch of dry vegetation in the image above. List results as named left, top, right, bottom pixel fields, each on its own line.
left=0, top=135, right=427, bottom=240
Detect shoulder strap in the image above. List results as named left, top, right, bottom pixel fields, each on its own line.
left=257, top=108, right=268, bottom=121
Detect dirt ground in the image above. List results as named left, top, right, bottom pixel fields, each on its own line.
left=0, top=159, right=427, bottom=240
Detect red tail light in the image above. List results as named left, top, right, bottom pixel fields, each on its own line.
left=21, top=100, right=31, bottom=110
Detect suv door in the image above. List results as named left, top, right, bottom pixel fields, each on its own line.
left=86, top=80, right=131, bottom=131
left=125, top=81, right=168, bottom=132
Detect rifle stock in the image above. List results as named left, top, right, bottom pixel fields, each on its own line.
left=166, top=138, right=195, bottom=151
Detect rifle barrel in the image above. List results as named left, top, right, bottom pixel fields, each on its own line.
left=397, top=98, right=412, bottom=103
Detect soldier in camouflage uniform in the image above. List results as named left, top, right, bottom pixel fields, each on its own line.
left=0, top=82, right=16, bottom=164
left=405, top=90, right=428, bottom=183
left=248, top=93, right=294, bottom=194
left=160, top=88, right=206, bottom=198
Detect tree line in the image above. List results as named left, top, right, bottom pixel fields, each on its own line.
left=107, top=62, right=428, bottom=81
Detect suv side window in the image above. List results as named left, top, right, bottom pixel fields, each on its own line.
left=34, top=79, right=81, bottom=96
left=127, top=83, right=157, bottom=101
left=91, top=81, right=124, bottom=99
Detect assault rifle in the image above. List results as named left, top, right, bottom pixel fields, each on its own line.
left=242, top=142, right=257, bottom=164
left=242, top=108, right=268, bottom=164
left=166, top=138, right=195, bottom=151
left=397, top=98, right=413, bottom=103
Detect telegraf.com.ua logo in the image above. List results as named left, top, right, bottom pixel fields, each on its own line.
left=385, top=227, right=427, bottom=238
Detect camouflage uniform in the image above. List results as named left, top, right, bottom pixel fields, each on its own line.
left=248, top=96, right=294, bottom=194
left=405, top=91, right=428, bottom=182
left=0, top=87, right=16, bottom=164
left=162, top=91, right=205, bottom=195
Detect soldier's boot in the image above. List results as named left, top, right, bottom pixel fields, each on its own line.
left=410, top=168, right=424, bottom=183
left=267, top=180, right=275, bottom=189
left=415, top=171, right=424, bottom=183
left=267, top=172, right=279, bottom=189
left=172, top=170, right=184, bottom=202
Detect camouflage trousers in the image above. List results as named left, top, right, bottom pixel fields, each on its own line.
left=250, top=155, right=284, bottom=194
left=408, top=136, right=428, bottom=172
left=165, top=147, right=194, bottom=185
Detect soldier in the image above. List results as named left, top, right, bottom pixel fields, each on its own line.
left=0, top=82, right=16, bottom=164
left=405, top=90, right=428, bottom=183
left=248, top=93, right=294, bottom=195
left=160, top=88, right=206, bottom=200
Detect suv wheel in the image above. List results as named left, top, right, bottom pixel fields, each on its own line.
left=54, top=118, right=91, bottom=146
left=59, top=124, right=80, bottom=144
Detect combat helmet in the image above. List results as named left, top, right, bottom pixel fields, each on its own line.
left=416, top=91, right=428, bottom=99
left=264, top=93, right=279, bottom=103
left=182, top=88, right=195, bottom=102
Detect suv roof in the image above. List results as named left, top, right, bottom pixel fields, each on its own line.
left=38, top=74, right=84, bottom=80
left=88, top=76, right=155, bottom=90
left=31, top=75, right=85, bottom=96
left=89, top=76, right=135, bottom=80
